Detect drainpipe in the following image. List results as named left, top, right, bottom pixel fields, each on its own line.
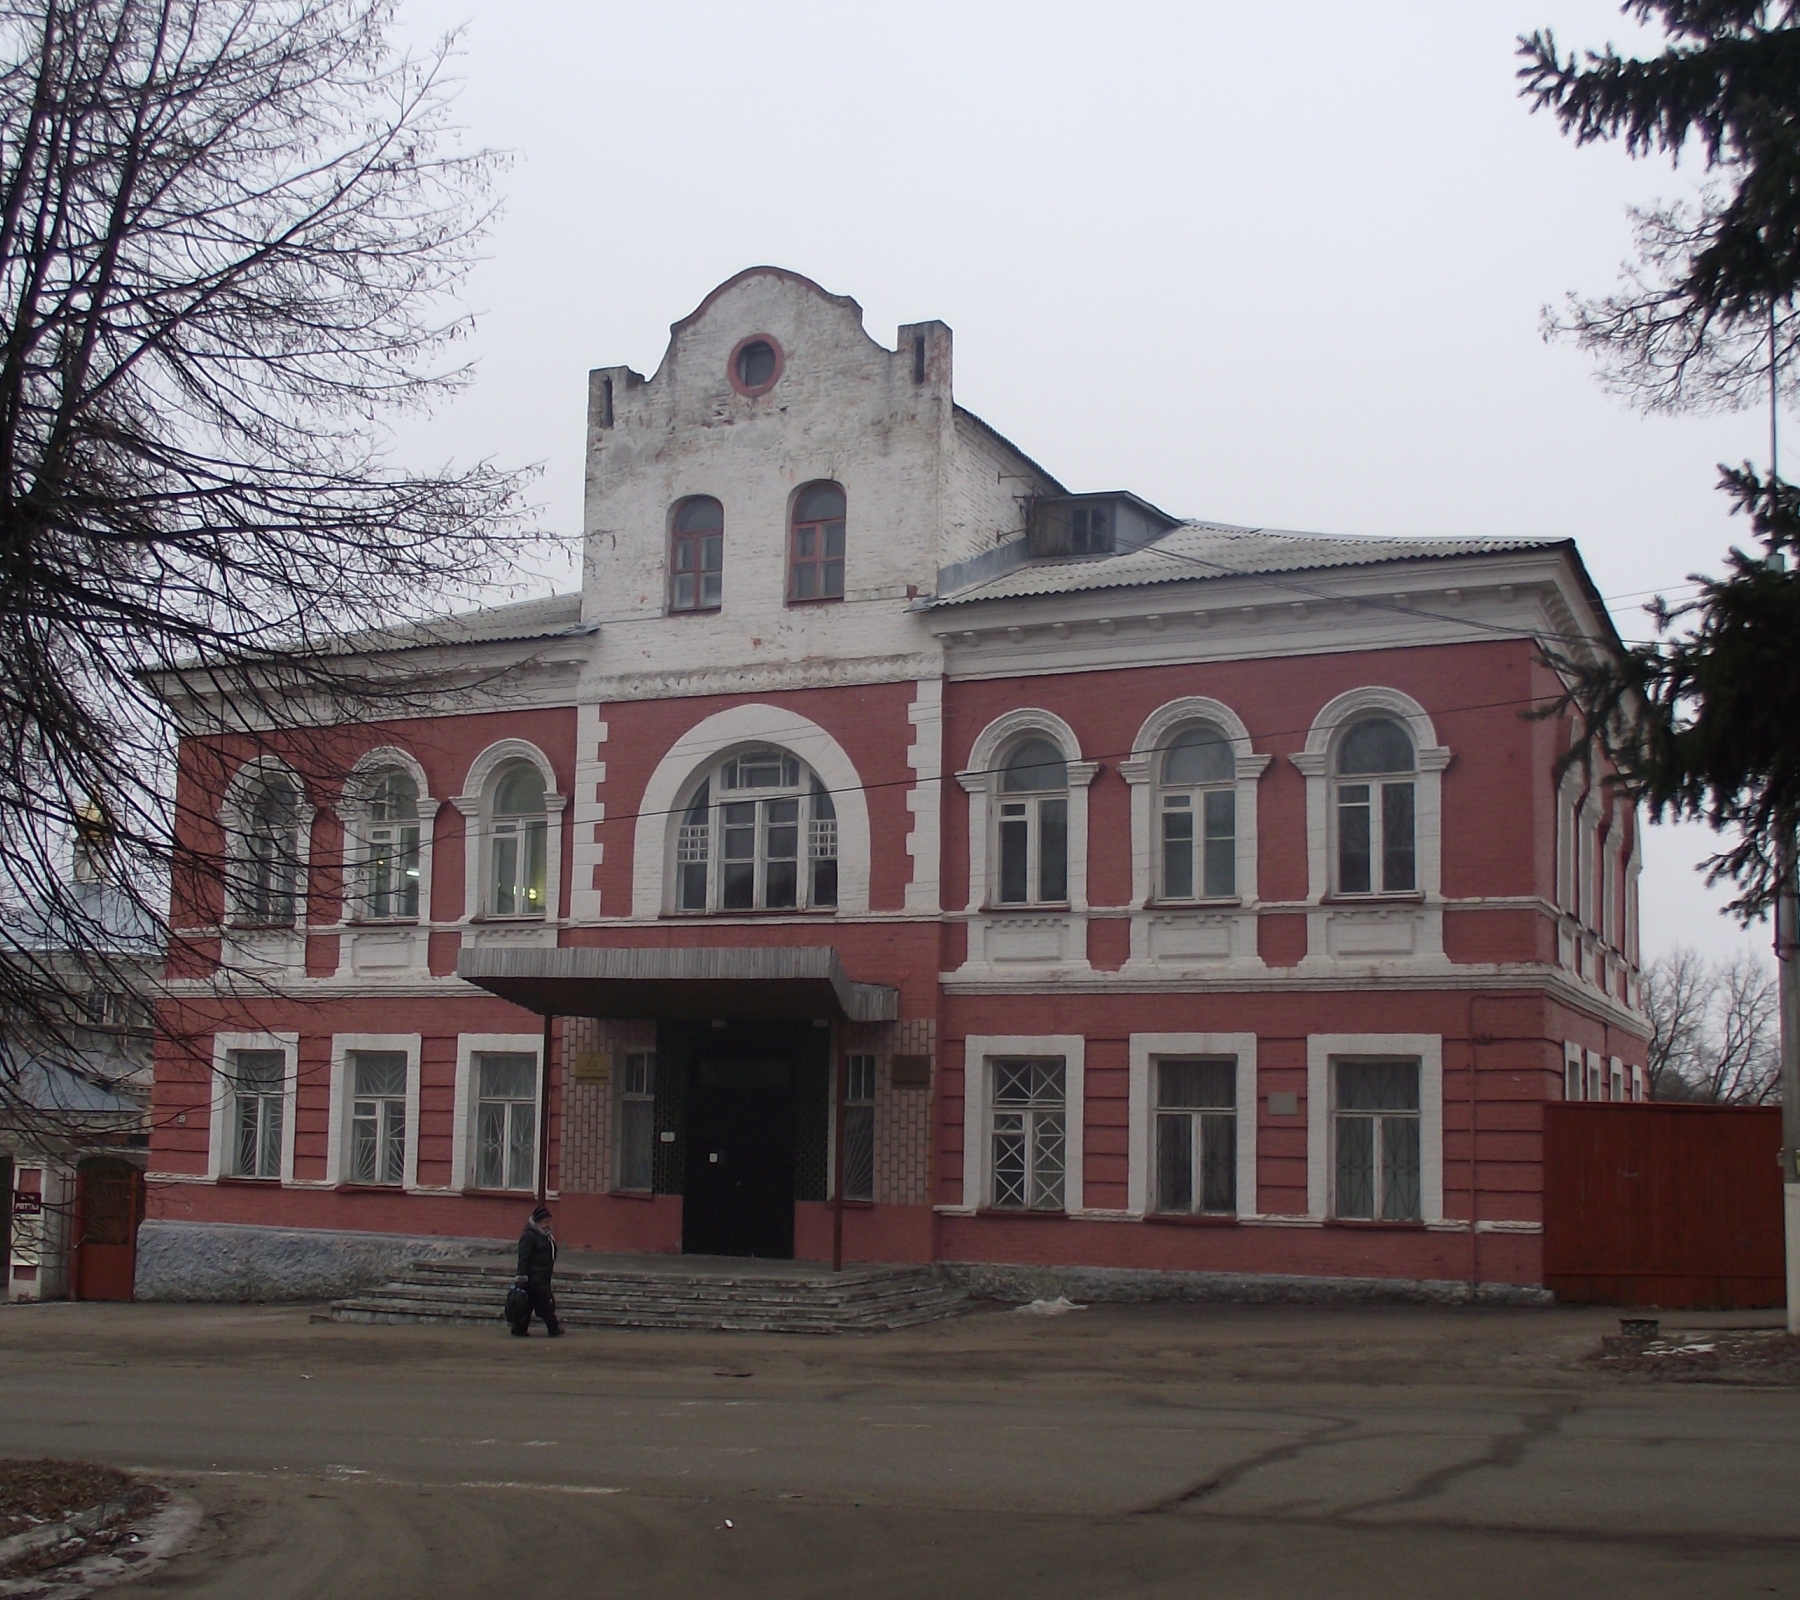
left=537, top=1012, right=554, bottom=1207
left=831, top=1023, right=847, bottom=1273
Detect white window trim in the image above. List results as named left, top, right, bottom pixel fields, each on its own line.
left=1555, top=769, right=1581, bottom=913
left=337, top=747, right=435, bottom=926
left=1120, top=698, right=1269, bottom=910
left=453, top=740, right=567, bottom=923
left=1631, top=1063, right=1644, bottom=1102
left=959, top=709, right=1096, bottom=914
left=209, top=1031, right=299, bottom=1183
left=631, top=703, right=872, bottom=918
left=1306, top=1033, right=1443, bottom=1223
left=958, top=1034, right=1085, bottom=1214
left=670, top=752, right=839, bottom=915
left=1603, top=802, right=1625, bottom=951
left=1127, top=1032, right=1257, bottom=1218
left=453, top=1032, right=544, bottom=1193
left=1609, top=1055, right=1626, bottom=1103
left=1587, top=1049, right=1604, bottom=1102
left=326, top=1033, right=422, bottom=1189
left=1564, top=1039, right=1584, bottom=1101
left=1290, top=687, right=1450, bottom=905
left=217, top=758, right=315, bottom=929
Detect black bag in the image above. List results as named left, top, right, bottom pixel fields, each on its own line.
left=503, top=1282, right=530, bottom=1328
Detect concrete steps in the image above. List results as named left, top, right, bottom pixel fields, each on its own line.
left=328, top=1258, right=970, bottom=1334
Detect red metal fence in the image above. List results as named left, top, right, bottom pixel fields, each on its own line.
left=1543, top=1102, right=1785, bottom=1309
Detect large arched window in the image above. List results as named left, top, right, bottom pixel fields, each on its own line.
left=236, top=774, right=303, bottom=927
left=1335, top=718, right=1416, bottom=895
left=675, top=746, right=838, bottom=912
left=670, top=495, right=723, bottom=613
left=359, top=767, right=421, bottom=920
left=788, top=481, right=845, bottom=603
left=1159, top=723, right=1236, bottom=900
left=490, top=761, right=548, bottom=916
left=996, top=737, right=1068, bottom=906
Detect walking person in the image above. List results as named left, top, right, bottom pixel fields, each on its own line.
left=511, top=1204, right=563, bottom=1337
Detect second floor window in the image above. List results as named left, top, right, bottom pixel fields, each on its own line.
left=671, top=495, right=724, bottom=612
left=1160, top=723, right=1236, bottom=900
left=996, top=738, right=1068, bottom=906
left=361, top=768, right=421, bottom=920
left=238, top=776, right=302, bottom=927
left=1335, top=718, right=1416, bottom=895
left=490, top=762, right=548, bottom=917
left=675, top=747, right=838, bottom=913
left=789, top=481, right=846, bottom=602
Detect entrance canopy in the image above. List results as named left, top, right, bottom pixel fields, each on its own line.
left=457, top=945, right=898, bottom=1023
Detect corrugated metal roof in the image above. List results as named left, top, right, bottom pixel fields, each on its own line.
left=927, top=523, right=1565, bottom=607
left=355, top=591, right=586, bottom=652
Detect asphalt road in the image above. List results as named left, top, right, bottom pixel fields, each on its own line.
left=1, top=1299, right=1795, bottom=1599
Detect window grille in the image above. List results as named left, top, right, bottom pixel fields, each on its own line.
left=675, top=760, right=837, bottom=913
left=618, top=1051, right=656, bottom=1192
left=230, top=1049, right=285, bottom=1178
left=990, top=1059, right=1066, bottom=1211
left=1154, top=1058, right=1236, bottom=1214
left=475, top=1052, right=538, bottom=1191
left=1333, top=1059, right=1420, bottom=1221
left=348, top=1051, right=407, bottom=1185
left=842, top=1052, right=875, bottom=1202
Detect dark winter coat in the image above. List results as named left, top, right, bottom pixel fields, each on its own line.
left=516, top=1223, right=557, bottom=1286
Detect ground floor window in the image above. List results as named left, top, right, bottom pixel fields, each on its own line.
left=1154, top=1058, right=1236, bottom=1215
left=842, top=1053, right=875, bottom=1202
left=475, top=1052, right=538, bottom=1191
left=348, top=1051, right=407, bottom=1186
left=1333, top=1058, right=1420, bottom=1221
left=990, top=1058, right=1066, bottom=1210
left=229, top=1049, right=285, bottom=1179
left=617, top=1051, right=656, bottom=1192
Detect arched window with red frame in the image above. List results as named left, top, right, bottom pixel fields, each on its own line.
left=670, top=496, right=724, bottom=612
left=788, top=481, right=845, bottom=603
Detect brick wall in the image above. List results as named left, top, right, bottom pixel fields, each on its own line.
left=560, top=1017, right=655, bottom=1195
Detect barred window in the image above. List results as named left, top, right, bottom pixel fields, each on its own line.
left=1333, top=1059, right=1420, bottom=1221
left=348, top=1051, right=407, bottom=1186
left=475, top=1052, right=538, bottom=1191
left=990, top=1059, right=1066, bottom=1211
left=842, top=1053, right=875, bottom=1202
left=229, top=1049, right=285, bottom=1179
left=618, top=1051, right=656, bottom=1192
left=1154, top=1058, right=1236, bottom=1215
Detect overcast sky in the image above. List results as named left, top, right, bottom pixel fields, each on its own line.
left=387, top=0, right=1775, bottom=968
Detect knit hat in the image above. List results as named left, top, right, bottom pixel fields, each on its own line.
left=531, top=1205, right=552, bottom=1222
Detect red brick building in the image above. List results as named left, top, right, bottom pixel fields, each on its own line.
left=140, top=269, right=1648, bottom=1301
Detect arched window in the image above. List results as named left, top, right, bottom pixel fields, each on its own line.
left=238, top=775, right=302, bottom=926
left=1159, top=723, right=1236, bottom=899
left=1335, top=718, right=1416, bottom=895
left=996, top=737, right=1068, bottom=906
left=670, top=496, right=723, bottom=613
left=490, top=761, right=548, bottom=916
left=674, top=746, right=838, bottom=912
left=789, top=481, right=845, bottom=602
left=360, top=768, right=421, bottom=920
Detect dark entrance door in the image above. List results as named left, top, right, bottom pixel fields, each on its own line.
left=682, top=1060, right=795, bottom=1258
left=73, top=1158, right=142, bottom=1301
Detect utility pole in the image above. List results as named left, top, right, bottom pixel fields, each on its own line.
left=1772, top=300, right=1799, bottom=1335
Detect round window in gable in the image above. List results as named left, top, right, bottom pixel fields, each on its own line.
left=729, top=334, right=784, bottom=396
